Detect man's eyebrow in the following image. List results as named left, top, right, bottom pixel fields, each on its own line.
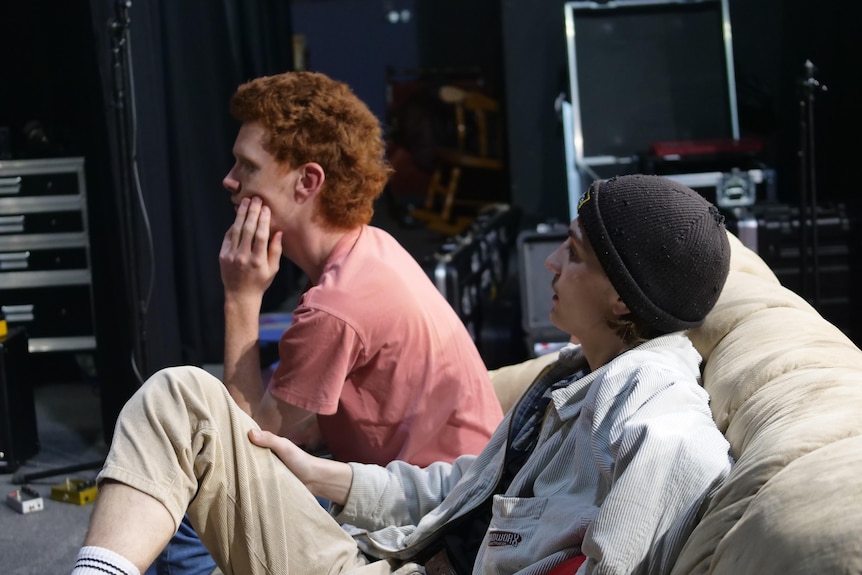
left=233, top=150, right=255, bottom=165
left=568, top=228, right=581, bottom=246
left=568, top=225, right=588, bottom=255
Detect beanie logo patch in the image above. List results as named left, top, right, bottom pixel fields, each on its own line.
left=577, top=189, right=592, bottom=211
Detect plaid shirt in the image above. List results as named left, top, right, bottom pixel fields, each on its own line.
left=502, top=366, right=590, bottom=490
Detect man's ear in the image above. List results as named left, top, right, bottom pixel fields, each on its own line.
left=294, top=162, right=325, bottom=205
left=610, top=295, right=630, bottom=318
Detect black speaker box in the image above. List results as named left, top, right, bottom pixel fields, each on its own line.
left=0, top=327, right=39, bottom=473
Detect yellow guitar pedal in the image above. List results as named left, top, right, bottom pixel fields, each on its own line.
left=50, top=478, right=99, bottom=505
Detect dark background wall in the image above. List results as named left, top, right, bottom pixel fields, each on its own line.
left=290, top=0, right=504, bottom=140
left=291, top=0, right=419, bottom=123
left=1, top=0, right=861, bottom=432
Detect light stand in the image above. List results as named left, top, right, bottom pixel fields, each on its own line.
left=797, top=59, right=827, bottom=307
left=10, top=1, right=153, bottom=483
left=110, top=0, right=150, bottom=382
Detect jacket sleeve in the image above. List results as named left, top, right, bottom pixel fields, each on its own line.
left=580, top=365, right=732, bottom=574
left=333, top=454, right=478, bottom=531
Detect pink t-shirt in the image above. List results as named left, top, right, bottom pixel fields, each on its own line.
left=268, top=226, right=503, bottom=467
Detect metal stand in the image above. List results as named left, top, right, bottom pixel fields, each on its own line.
left=797, top=59, right=827, bottom=306
left=110, top=0, right=152, bottom=383
left=10, top=460, right=105, bottom=485
left=7, top=1, right=149, bottom=485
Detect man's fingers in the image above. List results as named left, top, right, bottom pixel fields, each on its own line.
left=227, top=197, right=250, bottom=246
left=254, top=205, right=273, bottom=256
left=223, top=197, right=278, bottom=266
left=249, top=429, right=298, bottom=465
left=248, top=428, right=275, bottom=448
left=240, top=197, right=263, bottom=252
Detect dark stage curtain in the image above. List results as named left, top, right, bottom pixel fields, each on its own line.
left=86, top=0, right=297, bottom=436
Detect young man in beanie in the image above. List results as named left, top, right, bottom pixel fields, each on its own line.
left=71, top=174, right=734, bottom=575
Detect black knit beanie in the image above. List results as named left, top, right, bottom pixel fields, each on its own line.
left=577, top=174, right=731, bottom=334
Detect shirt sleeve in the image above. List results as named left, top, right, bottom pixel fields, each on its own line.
left=335, top=455, right=476, bottom=531
left=580, top=366, right=732, bottom=574
left=268, top=305, right=364, bottom=415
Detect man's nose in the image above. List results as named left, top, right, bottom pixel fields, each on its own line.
left=223, top=171, right=239, bottom=192
left=545, top=245, right=562, bottom=273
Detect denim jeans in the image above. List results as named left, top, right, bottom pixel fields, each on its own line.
left=145, top=515, right=216, bottom=575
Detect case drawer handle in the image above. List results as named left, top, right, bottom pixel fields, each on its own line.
left=0, top=215, right=25, bottom=234
left=0, top=251, right=30, bottom=270
left=1, top=304, right=34, bottom=323
left=0, top=177, right=22, bottom=195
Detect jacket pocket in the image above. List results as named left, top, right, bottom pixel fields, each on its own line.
left=476, top=494, right=592, bottom=574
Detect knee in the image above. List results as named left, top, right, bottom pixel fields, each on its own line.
left=136, top=365, right=227, bottom=408
left=146, top=365, right=219, bottom=384
left=114, top=365, right=231, bottom=436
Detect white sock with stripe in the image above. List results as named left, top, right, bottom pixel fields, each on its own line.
left=70, top=545, right=141, bottom=575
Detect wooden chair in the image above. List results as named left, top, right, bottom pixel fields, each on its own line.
left=411, top=85, right=505, bottom=235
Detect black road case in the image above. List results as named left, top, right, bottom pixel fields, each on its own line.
left=727, top=203, right=858, bottom=341
left=561, top=0, right=772, bottom=213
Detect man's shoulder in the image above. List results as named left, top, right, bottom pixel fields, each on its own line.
left=620, top=334, right=701, bottom=372
left=589, top=336, right=702, bottom=398
left=325, top=226, right=442, bottom=301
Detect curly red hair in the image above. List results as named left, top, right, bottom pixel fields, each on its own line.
left=229, top=71, right=392, bottom=229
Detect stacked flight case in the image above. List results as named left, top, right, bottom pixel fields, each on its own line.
left=424, top=203, right=523, bottom=364
left=727, top=202, right=858, bottom=342
left=561, top=0, right=775, bottom=215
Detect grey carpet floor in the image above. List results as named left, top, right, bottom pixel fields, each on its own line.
left=0, top=378, right=106, bottom=575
